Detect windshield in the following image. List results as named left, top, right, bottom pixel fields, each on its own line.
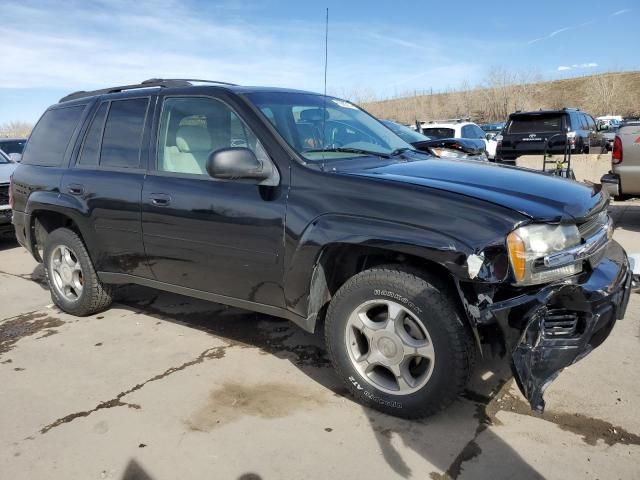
left=381, top=120, right=430, bottom=143
left=421, top=127, right=455, bottom=139
left=245, top=92, right=412, bottom=161
left=0, top=150, right=10, bottom=163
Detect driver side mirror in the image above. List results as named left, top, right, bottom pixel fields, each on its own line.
left=206, top=147, right=269, bottom=181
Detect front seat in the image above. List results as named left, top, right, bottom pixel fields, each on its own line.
left=163, top=125, right=212, bottom=174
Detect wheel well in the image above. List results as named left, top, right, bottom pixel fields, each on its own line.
left=308, top=243, right=459, bottom=330
left=31, top=210, right=81, bottom=261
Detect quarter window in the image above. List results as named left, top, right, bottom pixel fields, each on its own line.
left=157, top=96, right=269, bottom=176
left=100, top=98, right=149, bottom=168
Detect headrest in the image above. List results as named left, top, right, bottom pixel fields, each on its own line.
left=299, top=108, right=329, bottom=122
left=176, top=126, right=212, bottom=153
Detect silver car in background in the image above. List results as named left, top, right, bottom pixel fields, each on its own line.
left=601, top=121, right=640, bottom=199
left=0, top=150, right=17, bottom=235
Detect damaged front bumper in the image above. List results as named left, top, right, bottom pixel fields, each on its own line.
left=466, top=240, right=631, bottom=412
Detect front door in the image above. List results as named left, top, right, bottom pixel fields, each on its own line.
left=141, top=94, right=287, bottom=307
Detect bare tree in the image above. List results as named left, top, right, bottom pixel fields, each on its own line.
left=0, top=121, right=33, bottom=138
left=585, top=72, right=622, bottom=116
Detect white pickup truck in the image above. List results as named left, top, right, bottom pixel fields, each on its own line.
left=601, top=121, right=640, bottom=199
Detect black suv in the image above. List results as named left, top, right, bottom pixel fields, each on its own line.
left=10, top=79, right=631, bottom=418
left=496, top=108, right=606, bottom=163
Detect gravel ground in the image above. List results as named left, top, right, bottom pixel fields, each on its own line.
left=0, top=199, right=639, bottom=479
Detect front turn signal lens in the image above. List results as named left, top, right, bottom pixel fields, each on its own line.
left=507, top=231, right=526, bottom=282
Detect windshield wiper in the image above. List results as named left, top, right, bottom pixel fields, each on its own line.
left=389, top=147, right=414, bottom=157
left=305, top=147, right=391, bottom=158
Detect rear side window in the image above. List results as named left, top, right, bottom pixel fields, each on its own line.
left=100, top=98, right=149, bottom=168
left=508, top=115, right=563, bottom=134
left=78, top=102, right=108, bottom=166
left=21, top=106, right=85, bottom=166
left=422, top=127, right=455, bottom=139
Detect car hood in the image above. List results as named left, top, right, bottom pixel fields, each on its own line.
left=0, top=163, right=17, bottom=184
left=342, top=159, right=606, bottom=222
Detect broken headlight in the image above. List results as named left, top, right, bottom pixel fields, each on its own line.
left=507, top=223, right=582, bottom=285
left=428, top=147, right=467, bottom=159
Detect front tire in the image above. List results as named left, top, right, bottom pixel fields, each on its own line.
left=44, top=228, right=113, bottom=316
left=325, top=266, right=474, bottom=418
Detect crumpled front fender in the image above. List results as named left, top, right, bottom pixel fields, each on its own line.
left=460, top=240, right=631, bottom=412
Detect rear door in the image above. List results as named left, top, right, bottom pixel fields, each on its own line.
left=61, top=95, right=154, bottom=277
left=141, top=93, right=287, bottom=307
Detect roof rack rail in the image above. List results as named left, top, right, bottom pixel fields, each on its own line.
left=148, top=78, right=239, bottom=86
left=421, top=117, right=471, bottom=124
left=58, top=78, right=238, bottom=103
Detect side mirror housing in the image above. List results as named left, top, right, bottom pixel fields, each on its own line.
left=206, top=147, right=269, bottom=181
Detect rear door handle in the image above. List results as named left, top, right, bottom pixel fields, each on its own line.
left=68, top=184, right=85, bottom=195
left=149, top=193, right=171, bottom=206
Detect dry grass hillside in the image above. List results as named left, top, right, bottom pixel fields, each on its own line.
left=361, top=71, right=640, bottom=124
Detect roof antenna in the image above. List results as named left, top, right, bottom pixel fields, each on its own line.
left=323, top=7, right=329, bottom=99
left=321, top=7, right=329, bottom=169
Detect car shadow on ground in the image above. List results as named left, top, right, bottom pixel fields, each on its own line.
left=609, top=202, right=640, bottom=233
left=111, top=285, right=543, bottom=479
left=0, top=234, right=18, bottom=251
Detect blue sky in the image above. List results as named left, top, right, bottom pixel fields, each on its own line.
left=1, top=0, right=638, bottom=124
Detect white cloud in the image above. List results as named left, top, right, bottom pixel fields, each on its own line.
left=0, top=0, right=493, bottom=100
left=556, top=62, right=598, bottom=71
left=611, top=9, right=631, bottom=16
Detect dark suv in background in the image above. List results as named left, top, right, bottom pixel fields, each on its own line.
left=9, top=79, right=631, bottom=419
left=496, top=108, right=605, bottom=163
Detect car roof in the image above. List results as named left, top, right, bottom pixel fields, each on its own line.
left=56, top=79, right=324, bottom=104
left=0, top=138, right=27, bottom=142
left=509, top=109, right=577, bottom=118
left=422, top=122, right=471, bottom=128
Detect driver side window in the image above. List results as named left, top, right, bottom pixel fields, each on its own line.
left=157, top=96, right=269, bottom=176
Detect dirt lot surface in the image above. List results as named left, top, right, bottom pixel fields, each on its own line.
left=1, top=200, right=639, bottom=480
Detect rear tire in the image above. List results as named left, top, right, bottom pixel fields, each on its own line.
left=44, top=228, right=113, bottom=316
left=324, top=266, right=474, bottom=418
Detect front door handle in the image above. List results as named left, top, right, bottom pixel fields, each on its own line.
left=149, top=193, right=171, bottom=207
left=68, top=184, right=85, bottom=195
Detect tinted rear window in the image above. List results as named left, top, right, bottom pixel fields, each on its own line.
left=21, top=106, right=85, bottom=166
left=508, top=115, right=563, bottom=133
left=422, top=127, right=455, bottom=139
left=100, top=98, right=149, bottom=168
